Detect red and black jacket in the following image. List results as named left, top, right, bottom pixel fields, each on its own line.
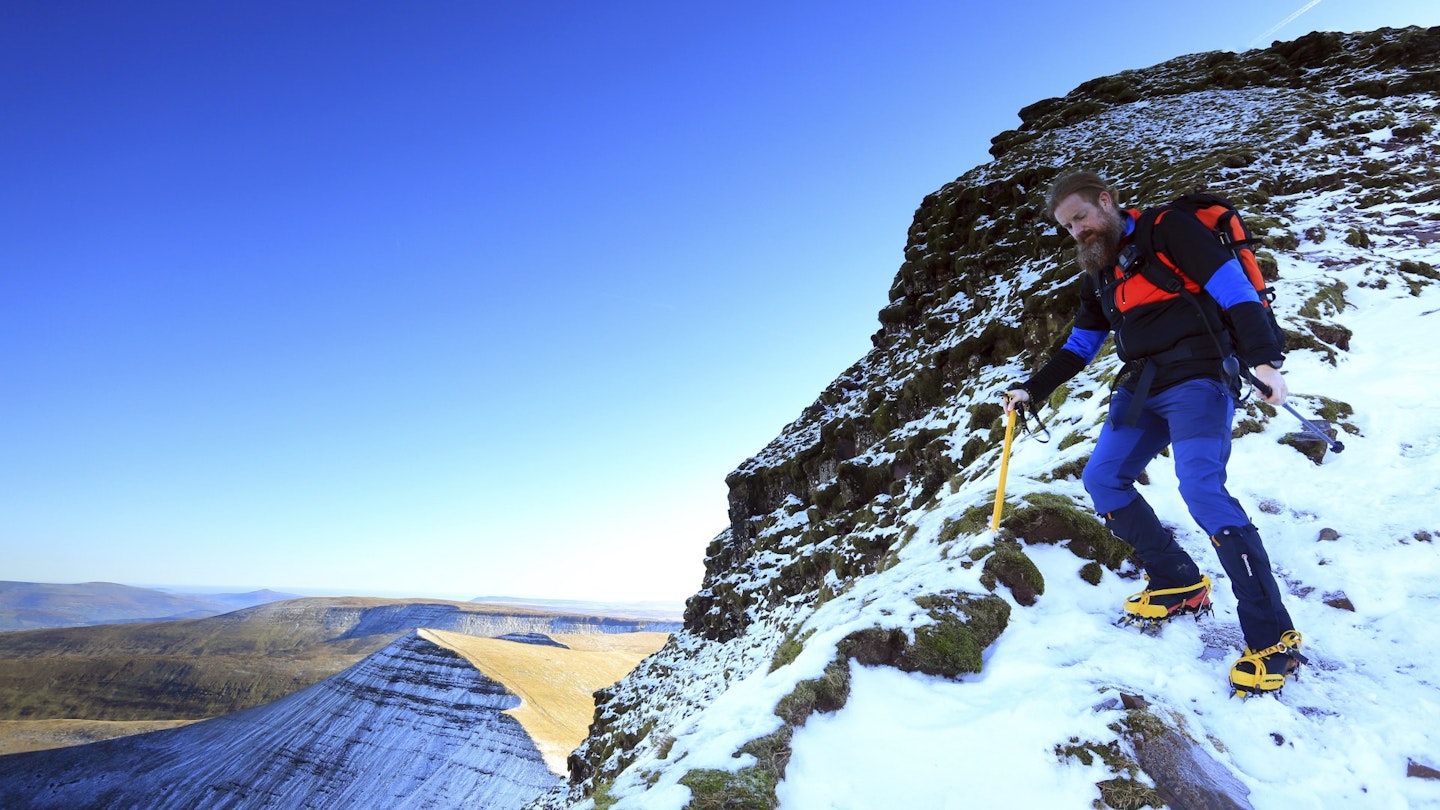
left=1023, top=207, right=1283, bottom=406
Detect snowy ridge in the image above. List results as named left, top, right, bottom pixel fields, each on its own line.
left=0, top=630, right=560, bottom=809
left=534, top=28, right=1440, bottom=809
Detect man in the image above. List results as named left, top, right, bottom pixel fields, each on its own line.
left=1003, top=171, right=1305, bottom=696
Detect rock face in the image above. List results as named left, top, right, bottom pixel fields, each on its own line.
left=0, top=631, right=560, bottom=809
left=531, top=26, right=1440, bottom=809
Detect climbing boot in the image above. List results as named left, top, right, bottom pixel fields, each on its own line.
left=1230, top=630, right=1309, bottom=697
left=1118, top=574, right=1213, bottom=629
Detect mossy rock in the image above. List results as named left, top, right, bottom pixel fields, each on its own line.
left=980, top=542, right=1045, bottom=606
left=959, top=435, right=989, bottom=468
left=837, top=592, right=1010, bottom=678
left=968, top=401, right=1004, bottom=432
left=1096, top=777, right=1165, bottom=810
left=1398, top=260, right=1440, bottom=281
left=1233, top=417, right=1266, bottom=439
left=837, top=627, right=910, bottom=669
left=1306, top=319, right=1353, bottom=351
left=1280, top=327, right=1339, bottom=365
left=768, top=627, right=816, bottom=673
left=907, top=619, right=990, bottom=678
left=775, top=658, right=851, bottom=726
left=942, top=502, right=1005, bottom=540
left=678, top=765, right=778, bottom=810
left=1297, top=280, right=1348, bottom=319
left=1044, top=457, right=1089, bottom=482
left=923, top=591, right=1011, bottom=636
left=1005, top=493, right=1132, bottom=570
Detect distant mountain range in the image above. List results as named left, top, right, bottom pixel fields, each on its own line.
left=0, top=581, right=689, bottom=633
left=471, top=595, right=685, bottom=622
left=0, top=581, right=299, bottom=631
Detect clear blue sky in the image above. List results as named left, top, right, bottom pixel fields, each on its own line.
left=4, top=2, right=1437, bottom=602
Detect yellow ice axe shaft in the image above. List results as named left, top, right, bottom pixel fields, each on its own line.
left=990, top=408, right=1017, bottom=531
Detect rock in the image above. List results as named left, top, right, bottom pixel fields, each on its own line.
left=1409, top=759, right=1440, bottom=780
left=497, top=633, right=570, bottom=649
left=1281, top=426, right=1339, bottom=465
left=1132, top=725, right=1254, bottom=810
left=1121, top=693, right=1150, bottom=710
left=1317, top=528, right=1341, bottom=542
left=1323, top=592, right=1357, bottom=612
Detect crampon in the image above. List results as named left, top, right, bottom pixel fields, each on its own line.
left=1231, top=630, right=1308, bottom=698
left=1115, top=574, right=1214, bottom=631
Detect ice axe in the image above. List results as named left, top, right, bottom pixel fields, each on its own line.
left=1242, top=367, right=1346, bottom=454
left=990, top=406, right=1018, bottom=531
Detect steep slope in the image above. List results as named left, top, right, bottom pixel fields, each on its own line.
left=0, top=630, right=562, bottom=810
left=531, top=27, right=1440, bottom=809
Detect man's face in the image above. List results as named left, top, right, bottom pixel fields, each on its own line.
left=1054, top=191, right=1124, bottom=275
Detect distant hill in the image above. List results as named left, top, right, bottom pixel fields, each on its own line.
left=0, top=581, right=299, bottom=631
left=472, top=596, right=685, bottom=622
left=0, top=596, right=678, bottom=730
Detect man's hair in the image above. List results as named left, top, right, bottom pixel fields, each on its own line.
left=1047, top=172, right=1118, bottom=218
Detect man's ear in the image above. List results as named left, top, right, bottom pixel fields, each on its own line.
left=1096, top=191, right=1114, bottom=211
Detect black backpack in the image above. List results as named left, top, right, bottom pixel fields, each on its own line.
left=1129, top=193, right=1287, bottom=354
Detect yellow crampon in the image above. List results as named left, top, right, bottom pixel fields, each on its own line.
left=1230, top=630, right=1308, bottom=698
left=1117, top=574, right=1214, bottom=629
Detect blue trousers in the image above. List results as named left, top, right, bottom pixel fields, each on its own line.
left=1083, top=378, right=1295, bottom=650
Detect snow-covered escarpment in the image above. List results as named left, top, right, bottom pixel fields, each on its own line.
left=533, top=27, right=1440, bottom=810
left=0, top=631, right=561, bottom=809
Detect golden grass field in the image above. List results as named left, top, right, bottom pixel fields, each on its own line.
left=0, top=719, right=198, bottom=756
left=423, top=629, right=670, bottom=774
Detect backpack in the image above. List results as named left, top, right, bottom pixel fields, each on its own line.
left=1129, top=193, right=1287, bottom=355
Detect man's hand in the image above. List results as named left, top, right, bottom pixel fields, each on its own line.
left=1003, top=387, right=1030, bottom=413
left=1251, top=364, right=1288, bottom=406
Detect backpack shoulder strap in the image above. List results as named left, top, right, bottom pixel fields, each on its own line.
left=1131, top=205, right=1187, bottom=294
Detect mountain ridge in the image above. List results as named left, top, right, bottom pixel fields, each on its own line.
left=0, top=630, right=565, bottom=809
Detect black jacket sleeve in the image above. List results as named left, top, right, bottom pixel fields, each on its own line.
left=1019, top=348, right=1089, bottom=407
left=1015, top=272, right=1110, bottom=407
left=1227, top=300, right=1285, bottom=367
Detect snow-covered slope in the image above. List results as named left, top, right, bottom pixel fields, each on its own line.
left=0, top=630, right=561, bottom=809
left=533, top=27, right=1440, bottom=810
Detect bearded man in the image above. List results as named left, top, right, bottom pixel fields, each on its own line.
left=1002, top=171, right=1304, bottom=696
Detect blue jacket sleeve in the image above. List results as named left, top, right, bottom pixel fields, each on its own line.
left=1061, top=328, right=1108, bottom=364
left=1202, top=258, right=1260, bottom=308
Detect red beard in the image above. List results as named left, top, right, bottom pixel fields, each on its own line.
left=1076, top=211, right=1125, bottom=275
